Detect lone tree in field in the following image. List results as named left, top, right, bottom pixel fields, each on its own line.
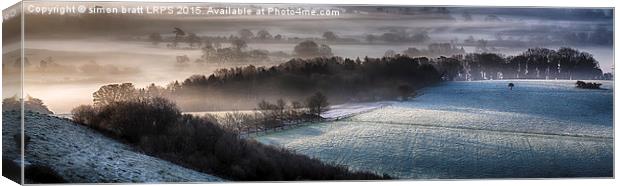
left=149, top=33, right=163, bottom=45
left=93, top=83, right=137, bottom=107
left=306, top=92, right=329, bottom=118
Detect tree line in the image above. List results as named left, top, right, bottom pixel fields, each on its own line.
left=205, top=92, right=328, bottom=137
left=85, top=82, right=331, bottom=134
left=174, top=55, right=441, bottom=111
left=433, top=47, right=610, bottom=81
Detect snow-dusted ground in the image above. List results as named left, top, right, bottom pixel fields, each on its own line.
left=2, top=111, right=224, bottom=183
left=255, top=80, right=613, bottom=179
left=320, top=102, right=393, bottom=120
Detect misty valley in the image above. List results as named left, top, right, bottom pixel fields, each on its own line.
left=2, top=3, right=613, bottom=183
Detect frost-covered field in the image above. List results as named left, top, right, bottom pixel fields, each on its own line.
left=2, top=111, right=224, bottom=183
left=255, top=80, right=613, bottom=179
left=321, top=101, right=393, bottom=120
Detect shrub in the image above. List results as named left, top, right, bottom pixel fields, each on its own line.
left=105, top=98, right=179, bottom=142
left=576, top=81, right=602, bottom=89
left=75, top=97, right=180, bottom=143
left=92, top=83, right=137, bottom=107
left=71, top=105, right=97, bottom=127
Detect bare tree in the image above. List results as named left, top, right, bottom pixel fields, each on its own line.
left=306, top=92, right=329, bottom=117
left=93, top=83, right=137, bottom=107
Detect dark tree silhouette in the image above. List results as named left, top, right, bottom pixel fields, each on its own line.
left=92, top=83, right=136, bottom=107
left=575, top=81, right=602, bottom=89
left=173, top=55, right=442, bottom=110
left=306, top=92, right=329, bottom=117
left=294, top=40, right=320, bottom=58
left=294, top=40, right=333, bottom=58
left=318, top=44, right=333, bottom=57
left=433, top=47, right=604, bottom=81
left=322, top=31, right=338, bottom=40
left=256, top=29, right=272, bottom=40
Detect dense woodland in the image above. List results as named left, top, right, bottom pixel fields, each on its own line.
left=433, top=47, right=610, bottom=81
left=173, top=55, right=441, bottom=111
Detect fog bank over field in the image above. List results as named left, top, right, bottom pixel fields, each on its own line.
left=4, top=3, right=612, bottom=113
